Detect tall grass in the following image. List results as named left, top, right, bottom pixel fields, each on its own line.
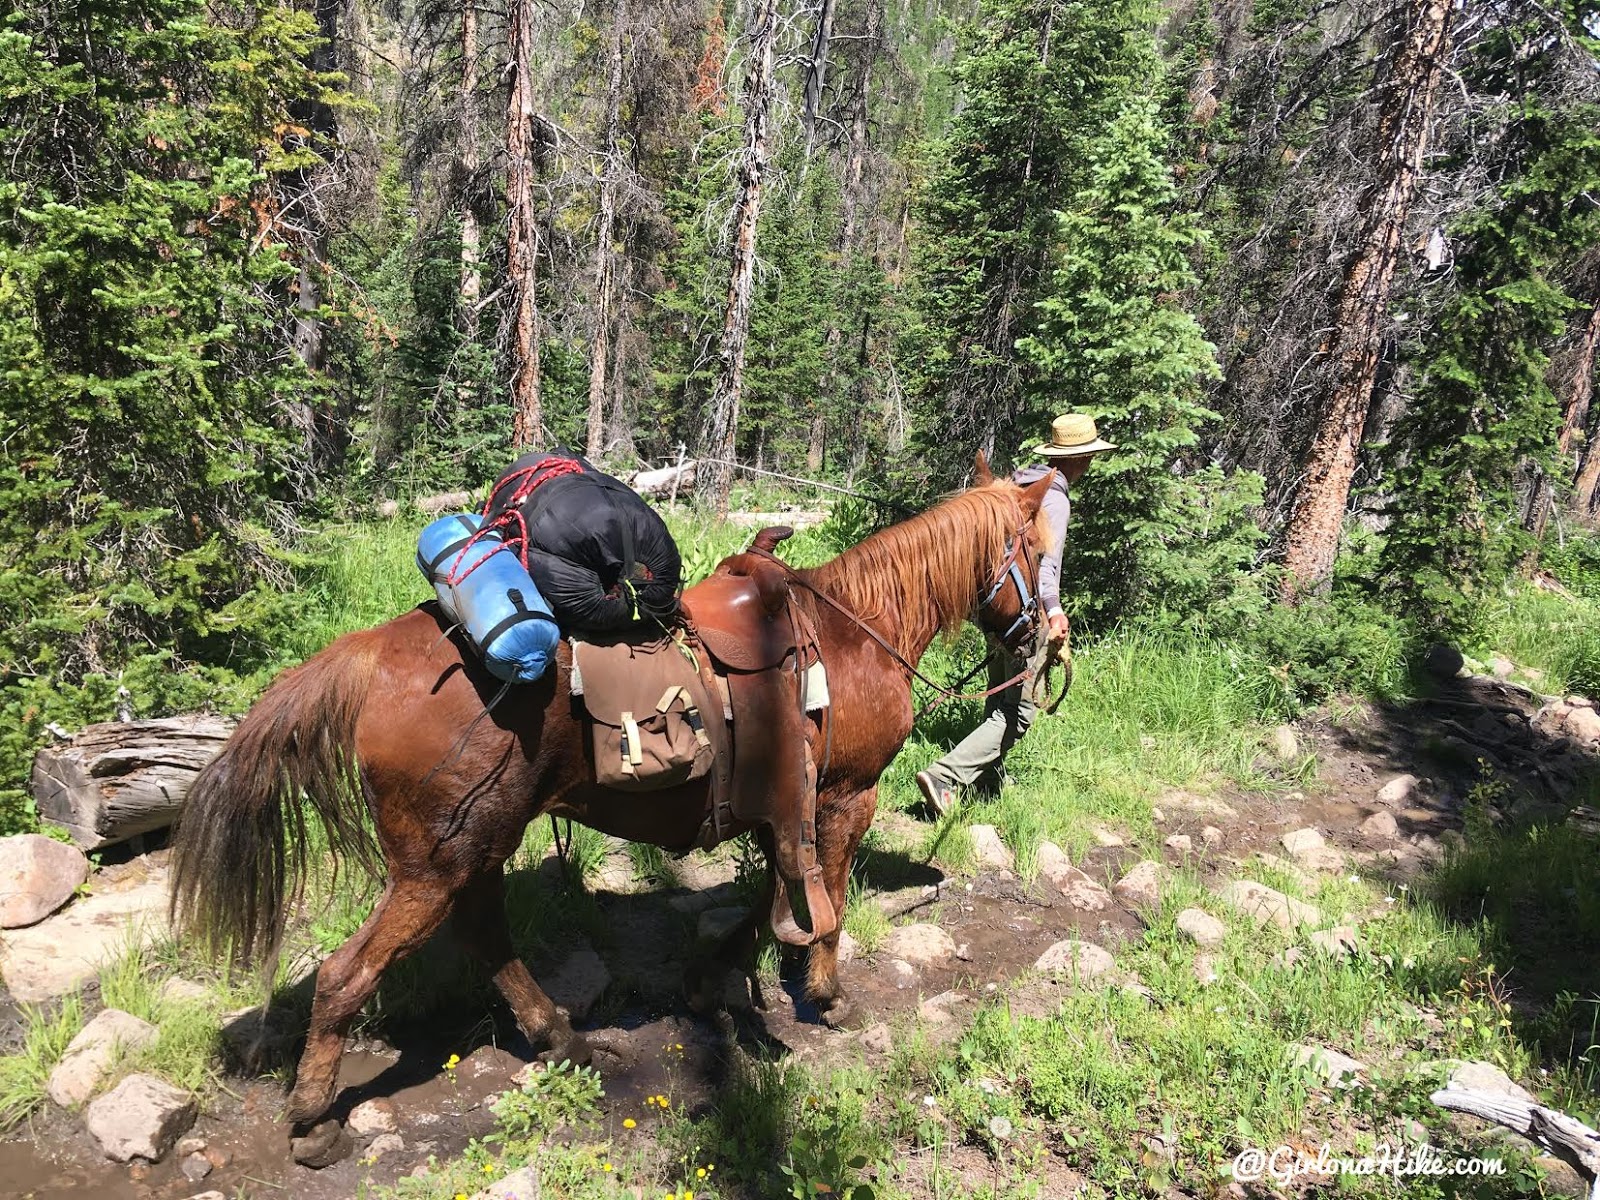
left=0, top=994, right=83, bottom=1128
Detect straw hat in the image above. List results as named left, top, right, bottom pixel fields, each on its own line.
left=1031, top=413, right=1117, bottom=458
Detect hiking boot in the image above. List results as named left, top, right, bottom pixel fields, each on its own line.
left=915, top=770, right=957, bottom=820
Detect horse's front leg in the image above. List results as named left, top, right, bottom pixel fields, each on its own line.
left=807, top=784, right=877, bottom=1029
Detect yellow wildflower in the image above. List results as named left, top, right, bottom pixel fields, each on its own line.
left=623, top=1118, right=637, bottom=1129
left=696, top=1168, right=707, bottom=1178
left=603, top=1163, right=614, bottom=1172
left=444, top=1054, right=461, bottom=1070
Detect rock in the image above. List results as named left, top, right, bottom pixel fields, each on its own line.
left=955, top=942, right=973, bottom=961
left=967, top=824, right=1014, bottom=870
left=1445, top=1060, right=1535, bottom=1104
left=1291, top=1043, right=1367, bottom=1085
left=881, top=923, right=956, bottom=966
left=1034, top=939, right=1115, bottom=980
left=180, top=1152, right=212, bottom=1182
left=202, top=1145, right=230, bottom=1170
left=291, top=1119, right=354, bottom=1169
left=1488, top=655, right=1515, bottom=679
left=1160, top=790, right=1239, bottom=819
left=175, top=1136, right=207, bottom=1159
left=918, top=991, right=964, bottom=1025
left=1376, top=774, right=1419, bottom=805
left=696, top=906, right=748, bottom=944
left=1164, top=834, right=1193, bottom=855
left=1309, top=925, right=1360, bottom=958
left=1423, top=643, right=1464, bottom=678
left=859, top=1024, right=893, bottom=1055
left=1112, top=861, right=1163, bottom=908
left=1566, top=706, right=1600, bottom=743
left=1175, top=908, right=1226, bottom=949
left=1274, top=946, right=1304, bottom=970
left=84, top=1074, right=196, bottom=1163
left=159, top=978, right=213, bottom=1008
left=836, top=929, right=859, bottom=964
left=0, top=835, right=90, bottom=928
left=1193, top=953, right=1218, bottom=986
left=1035, top=841, right=1073, bottom=887
left=186, top=1194, right=226, bottom=1200
left=1058, top=868, right=1113, bottom=912
left=348, top=1097, right=399, bottom=1137
left=1201, top=826, right=1223, bottom=847
left=220, top=1005, right=296, bottom=1066
left=368, top=1133, right=406, bottom=1158
left=1253, top=852, right=1316, bottom=892
left=1359, top=811, right=1399, bottom=840
left=1269, top=725, right=1299, bottom=762
left=1092, top=828, right=1126, bottom=848
left=47, top=1008, right=159, bottom=1107
left=0, top=873, right=169, bottom=1001
left=1150, top=807, right=1167, bottom=824
left=887, top=959, right=917, bottom=989
left=1280, top=828, right=1325, bottom=857
left=471, top=1164, right=541, bottom=1200
left=545, top=946, right=611, bottom=1021
left=1217, top=880, right=1321, bottom=932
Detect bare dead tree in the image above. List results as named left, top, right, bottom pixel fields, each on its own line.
left=506, top=0, right=543, bottom=448
left=586, top=0, right=627, bottom=461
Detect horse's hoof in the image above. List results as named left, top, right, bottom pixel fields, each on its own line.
left=546, top=1030, right=593, bottom=1069
left=818, top=997, right=862, bottom=1031
left=290, top=1119, right=352, bottom=1169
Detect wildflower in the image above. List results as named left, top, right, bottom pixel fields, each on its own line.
left=483, top=1163, right=494, bottom=1173
left=1347, top=874, right=1360, bottom=884
left=922, top=1094, right=937, bottom=1108
left=988, top=1116, right=1013, bottom=1141
left=697, top=1167, right=707, bottom=1178
left=624, top=1118, right=637, bottom=1129
left=603, top=1163, right=614, bottom=1172
left=444, top=1053, right=461, bottom=1071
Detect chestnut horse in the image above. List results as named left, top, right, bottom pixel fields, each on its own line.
left=169, top=457, right=1054, bottom=1133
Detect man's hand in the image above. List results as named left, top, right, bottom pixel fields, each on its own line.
left=1047, top=612, right=1070, bottom=647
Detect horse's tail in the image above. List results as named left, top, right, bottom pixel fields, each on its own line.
left=169, top=630, right=382, bottom=969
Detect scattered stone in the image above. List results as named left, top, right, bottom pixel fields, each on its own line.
left=175, top=1136, right=206, bottom=1159
left=348, top=1097, right=399, bottom=1137
left=1309, top=925, right=1360, bottom=959
left=0, top=834, right=90, bottom=928
left=1176, top=908, right=1227, bottom=949
left=954, top=942, right=973, bottom=961
left=1218, top=880, right=1321, bottom=932
left=1488, top=655, right=1515, bottom=679
left=1150, top=807, right=1167, bottom=824
left=1194, top=953, right=1218, bottom=986
left=159, top=978, right=213, bottom=1008
left=1035, top=841, right=1072, bottom=885
left=470, top=1164, right=541, bottom=1200
left=1269, top=724, right=1300, bottom=762
left=1112, top=861, right=1163, bottom=908
left=967, top=824, right=1014, bottom=870
left=1253, top=852, right=1316, bottom=891
left=1281, top=828, right=1325, bottom=857
left=1034, top=939, right=1115, bottom=981
left=202, top=1145, right=230, bottom=1170
left=1423, top=643, right=1464, bottom=679
left=1092, top=828, right=1126, bottom=848
left=696, top=906, right=747, bottom=944
left=918, top=991, right=964, bottom=1025
left=368, top=1133, right=406, bottom=1158
left=1274, top=946, right=1304, bottom=969
left=881, top=923, right=956, bottom=966
left=1445, top=1060, right=1535, bottom=1104
left=1566, top=706, right=1600, bottom=743
left=888, top=959, right=917, bottom=989
left=1164, top=834, right=1193, bottom=855
left=47, top=1008, right=159, bottom=1107
left=84, top=1074, right=197, bottom=1163
left=0, top=872, right=169, bottom=1002
left=1160, top=790, right=1239, bottom=819
left=545, top=946, right=611, bottom=1021
left=1201, top=826, right=1223, bottom=847
left=1376, top=774, right=1419, bottom=805
left=1291, top=1043, right=1367, bottom=1085
left=186, top=1193, right=226, bottom=1200
left=291, top=1119, right=354, bottom=1169
left=180, top=1152, right=212, bottom=1182
left=1057, top=868, right=1113, bottom=912
left=836, top=929, right=859, bottom=964
left=220, top=1005, right=296, bottom=1067
left=1358, top=811, right=1399, bottom=840
left=859, top=1024, right=894, bottom=1055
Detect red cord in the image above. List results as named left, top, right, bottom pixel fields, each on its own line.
left=445, top=457, right=586, bottom=586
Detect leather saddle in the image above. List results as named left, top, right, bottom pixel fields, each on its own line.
left=680, top=527, right=836, bottom=946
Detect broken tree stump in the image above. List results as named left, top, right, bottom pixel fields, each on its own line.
left=30, top=716, right=236, bottom=850
left=1432, top=1087, right=1600, bottom=1200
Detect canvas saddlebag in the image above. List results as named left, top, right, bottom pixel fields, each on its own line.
left=570, top=636, right=717, bottom=791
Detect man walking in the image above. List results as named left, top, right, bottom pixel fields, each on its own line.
left=915, top=413, right=1114, bottom=818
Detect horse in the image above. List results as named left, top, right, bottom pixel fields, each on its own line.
left=168, top=453, right=1054, bottom=1141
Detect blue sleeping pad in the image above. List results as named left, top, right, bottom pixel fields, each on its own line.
left=416, top=513, right=560, bottom=684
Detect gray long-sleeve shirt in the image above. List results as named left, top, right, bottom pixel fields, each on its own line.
left=1011, top=464, right=1070, bottom=617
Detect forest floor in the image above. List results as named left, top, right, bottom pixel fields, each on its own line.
left=4, top=663, right=1599, bottom=1200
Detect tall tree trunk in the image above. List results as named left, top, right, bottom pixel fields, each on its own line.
left=800, top=0, right=836, bottom=165
left=459, top=0, right=481, bottom=336
left=697, top=0, right=780, bottom=515
left=1279, top=0, right=1453, bottom=598
left=506, top=0, right=542, bottom=449
left=1567, top=298, right=1600, bottom=522
left=586, top=1, right=625, bottom=461
left=1527, top=296, right=1600, bottom=542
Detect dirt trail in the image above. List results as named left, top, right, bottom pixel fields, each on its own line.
left=5, top=672, right=1590, bottom=1199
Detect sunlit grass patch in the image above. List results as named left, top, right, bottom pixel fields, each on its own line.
left=0, top=994, right=83, bottom=1129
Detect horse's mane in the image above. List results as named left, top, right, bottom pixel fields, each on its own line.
left=801, top=483, right=1020, bottom=655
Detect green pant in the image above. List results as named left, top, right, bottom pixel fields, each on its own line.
left=923, top=643, right=1035, bottom=791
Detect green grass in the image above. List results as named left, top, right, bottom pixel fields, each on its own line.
left=1467, top=587, right=1600, bottom=696
left=0, top=994, right=82, bottom=1128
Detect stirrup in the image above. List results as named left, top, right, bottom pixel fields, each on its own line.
left=769, top=865, right=838, bottom=947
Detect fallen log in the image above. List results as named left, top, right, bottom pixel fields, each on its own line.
left=631, top=460, right=697, bottom=498
left=1432, top=1087, right=1600, bottom=1200
left=30, top=716, right=236, bottom=850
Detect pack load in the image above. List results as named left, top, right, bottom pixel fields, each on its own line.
left=482, top=449, right=682, bottom=633
left=416, top=512, right=560, bottom=684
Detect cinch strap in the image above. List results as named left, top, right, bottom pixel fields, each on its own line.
left=480, top=586, right=558, bottom=650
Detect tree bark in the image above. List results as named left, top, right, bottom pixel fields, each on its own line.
left=1279, top=0, right=1453, bottom=598
left=459, top=0, right=482, bottom=337
left=1528, top=296, right=1600, bottom=540
left=507, top=0, right=542, bottom=449
left=586, top=2, right=625, bottom=461
left=801, top=0, right=836, bottom=165
left=1567, top=298, right=1600, bottom=523
left=697, top=0, right=781, bottom=515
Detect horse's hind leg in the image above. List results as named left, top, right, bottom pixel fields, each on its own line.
left=807, top=785, right=877, bottom=1029
left=284, top=877, right=454, bottom=1130
left=451, top=869, right=589, bottom=1065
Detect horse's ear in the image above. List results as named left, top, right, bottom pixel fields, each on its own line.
left=973, top=450, right=994, bottom=487
left=1019, top=471, right=1055, bottom=521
